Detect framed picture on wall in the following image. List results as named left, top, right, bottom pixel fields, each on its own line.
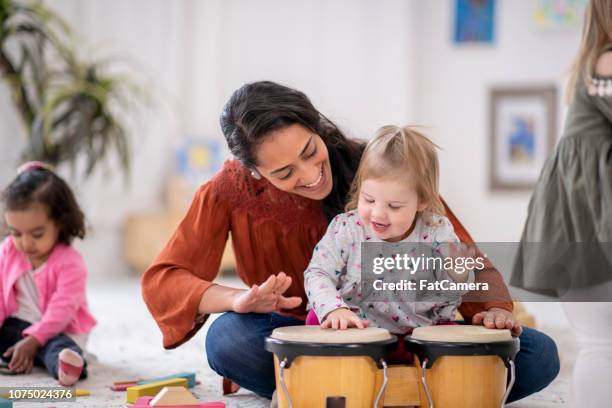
left=454, top=0, right=496, bottom=44
left=489, top=86, right=557, bottom=191
left=534, top=0, right=587, bottom=31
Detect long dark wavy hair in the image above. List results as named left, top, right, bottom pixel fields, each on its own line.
left=220, top=81, right=365, bottom=220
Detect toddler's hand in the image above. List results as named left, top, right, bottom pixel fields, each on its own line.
left=472, top=307, right=522, bottom=336
left=3, top=336, right=40, bottom=374
left=321, top=308, right=369, bottom=330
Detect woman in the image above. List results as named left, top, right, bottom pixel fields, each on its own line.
left=142, top=81, right=559, bottom=402
left=512, top=0, right=612, bottom=405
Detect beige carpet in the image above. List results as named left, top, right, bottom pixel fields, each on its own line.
left=1, top=276, right=572, bottom=407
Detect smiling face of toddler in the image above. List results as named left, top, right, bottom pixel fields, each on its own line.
left=357, top=177, right=426, bottom=242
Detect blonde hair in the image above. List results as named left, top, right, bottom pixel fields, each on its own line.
left=567, top=0, right=612, bottom=101
left=345, top=125, right=445, bottom=218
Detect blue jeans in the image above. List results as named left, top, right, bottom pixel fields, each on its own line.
left=0, top=317, right=87, bottom=379
left=205, top=312, right=560, bottom=402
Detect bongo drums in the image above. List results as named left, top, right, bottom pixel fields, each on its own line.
left=405, top=325, right=519, bottom=408
left=265, top=326, right=396, bottom=408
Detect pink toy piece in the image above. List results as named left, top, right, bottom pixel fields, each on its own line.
left=129, top=397, right=225, bottom=408
left=128, top=396, right=154, bottom=406
left=305, top=308, right=320, bottom=325
left=111, top=382, right=137, bottom=391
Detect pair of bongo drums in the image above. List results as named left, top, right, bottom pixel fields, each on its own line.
left=265, top=325, right=519, bottom=408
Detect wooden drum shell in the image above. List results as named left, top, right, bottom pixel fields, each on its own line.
left=266, top=326, right=395, bottom=408
left=273, top=354, right=385, bottom=408
left=406, top=326, right=520, bottom=408
left=415, top=354, right=509, bottom=408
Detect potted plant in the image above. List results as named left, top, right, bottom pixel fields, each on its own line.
left=0, top=0, right=144, bottom=176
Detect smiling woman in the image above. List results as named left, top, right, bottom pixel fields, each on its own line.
left=221, top=81, right=364, bottom=219
left=141, top=80, right=559, bottom=402
left=255, top=124, right=333, bottom=200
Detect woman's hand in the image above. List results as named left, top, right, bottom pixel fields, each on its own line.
left=321, top=308, right=369, bottom=330
left=3, top=336, right=40, bottom=374
left=472, top=307, right=522, bottom=336
left=232, top=272, right=302, bottom=313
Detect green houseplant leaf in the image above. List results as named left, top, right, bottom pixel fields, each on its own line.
left=0, top=0, right=146, bottom=178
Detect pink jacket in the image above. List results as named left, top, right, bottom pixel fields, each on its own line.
left=0, top=237, right=96, bottom=346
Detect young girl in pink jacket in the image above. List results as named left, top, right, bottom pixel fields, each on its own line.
left=0, top=162, right=96, bottom=386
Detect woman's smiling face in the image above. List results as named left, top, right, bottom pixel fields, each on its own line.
left=254, top=123, right=333, bottom=200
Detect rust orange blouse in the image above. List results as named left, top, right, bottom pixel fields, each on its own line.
left=142, top=160, right=513, bottom=349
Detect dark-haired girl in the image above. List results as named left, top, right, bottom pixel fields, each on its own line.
left=0, top=162, right=96, bottom=385
left=142, top=81, right=559, bottom=402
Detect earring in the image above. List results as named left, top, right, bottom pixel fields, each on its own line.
left=251, top=170, right=261, bottom=180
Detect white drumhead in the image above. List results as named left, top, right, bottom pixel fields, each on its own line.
left=411, top=325, right=512, bottom=343
left=271, top=326, right=393, bottom=344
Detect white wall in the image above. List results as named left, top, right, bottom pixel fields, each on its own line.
left=0, top=88, right=23, bottom=183
left=58, top=0, right=419, bottom=151
left=413, top=0, right=581, bottom=242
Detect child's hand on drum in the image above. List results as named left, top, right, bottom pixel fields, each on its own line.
left=472, top=307, right=522, bottom=336
left=322, top=308, right=370, bottom=330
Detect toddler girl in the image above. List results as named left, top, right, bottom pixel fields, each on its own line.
left=304, top=126, right=472, bottom=333
left=0, top=162, right=96, bottom=385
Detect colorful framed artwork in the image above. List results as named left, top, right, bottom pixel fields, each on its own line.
left=454, top=0, right=496, bottom=44
left=489, top=86, right=558, bottom=191
left=176, top=138, right=225, bottom=186
left=534, top=0, right=587, bottom=31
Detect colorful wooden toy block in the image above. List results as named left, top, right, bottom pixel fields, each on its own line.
left=75, top=389, right=90, bottom=397
left=111, top=382, right=138, bottom=391
left=150, top=387, right=199, bottom=406
left=137, top=372, right=196, bottom=388
left=130, top=396, right=225, bottom=408
left=0, top=398, right=12, bottom=408
left=126, top=378, right=188, bottom=403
